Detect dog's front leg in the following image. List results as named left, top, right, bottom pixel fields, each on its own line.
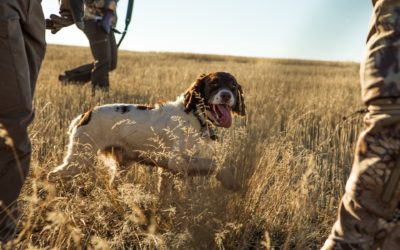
left=167, top=154, right=216, bottom=176
left=167, top=154, right=240, bottom=191
left=215, top=167, right=240, bottom=191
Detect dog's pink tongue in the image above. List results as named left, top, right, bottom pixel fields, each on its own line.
left=216, top=105, right=232, bottom=128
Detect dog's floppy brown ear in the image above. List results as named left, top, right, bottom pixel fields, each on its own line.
left=184, top=74, right=207, bottom=113
left=232, top=84, right=246, bottom=116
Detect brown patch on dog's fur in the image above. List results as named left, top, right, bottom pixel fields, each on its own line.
left=115, top=105, right=131, bottom=114
left=183, top=72, right=245, bottom=115
left=233, top=84, right=246, bottom=116
left=77, top=109, right=93, bottom=128
left=136, top=105, right=155, bottom=110
left=156, top=99, right=167, bottom=107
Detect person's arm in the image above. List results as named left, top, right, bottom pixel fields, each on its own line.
left=105, top=0, right=117, bottom=12
left=67, top=0, right=84, bottom=30
left=100, top=0, right=117, bottom=33
left=46, top=0, right=84, bottom=34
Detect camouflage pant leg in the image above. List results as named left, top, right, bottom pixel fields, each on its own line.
left=322, top=0, right=400, bottom=248
left=322, top=119, right=400, bottom=250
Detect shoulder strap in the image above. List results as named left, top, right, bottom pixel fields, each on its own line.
left=116, top=0, right=135, bottom=48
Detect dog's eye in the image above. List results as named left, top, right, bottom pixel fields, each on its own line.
left=210, top=80, right=218, bottom=86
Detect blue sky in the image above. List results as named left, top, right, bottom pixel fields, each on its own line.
left=42, top=0, right=372, bottom=62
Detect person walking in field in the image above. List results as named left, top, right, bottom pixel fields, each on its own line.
left=0, top=0, right=46, bottom=244
left=47, top=0, right=118, bottom=92
left=322, top=0, right=400, bottom=249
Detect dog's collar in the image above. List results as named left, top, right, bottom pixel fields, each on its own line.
left=193, top=105, right=218, bottom=141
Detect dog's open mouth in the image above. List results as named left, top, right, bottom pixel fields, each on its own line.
left=207, top=104, right=232, bottom=128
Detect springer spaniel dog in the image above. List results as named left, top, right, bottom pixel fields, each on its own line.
left=48, top=72, right=246, bottom=190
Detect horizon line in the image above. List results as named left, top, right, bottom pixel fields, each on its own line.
left=46, top=42, right=361, bottom=64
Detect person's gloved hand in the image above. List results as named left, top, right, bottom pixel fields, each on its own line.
left=45, top=13, right=74, bottom=34
left=100, top=9, right=114, bottom=34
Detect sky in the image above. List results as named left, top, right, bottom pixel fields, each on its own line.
left=42, top=0, right=372, bottom=62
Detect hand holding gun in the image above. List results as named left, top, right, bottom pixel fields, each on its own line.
left=45, top=12, right=74, bottom=34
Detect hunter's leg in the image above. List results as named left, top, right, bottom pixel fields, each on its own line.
left=323, top=1, right=400, bottom=249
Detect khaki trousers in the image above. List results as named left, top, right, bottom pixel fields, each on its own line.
left=0, top=0, right=46, bottom=243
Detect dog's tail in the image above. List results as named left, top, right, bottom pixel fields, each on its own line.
left=48, top=114, right=90, bottom=182
left=68, top=115, right=82, bottom=135
left=68, top=115, right=83, bottom=135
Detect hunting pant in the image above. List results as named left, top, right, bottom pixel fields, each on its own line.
left=0, top=0, right=46, bottom=243
left=322, top=0, right=400, bottom=249
left=61, top=19, right=117, bottom=89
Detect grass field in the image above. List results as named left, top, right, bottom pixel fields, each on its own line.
left=6, top=45, right=364, bottom=249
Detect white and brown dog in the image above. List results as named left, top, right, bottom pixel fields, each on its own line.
left=48, top=72, right=246, bottom=190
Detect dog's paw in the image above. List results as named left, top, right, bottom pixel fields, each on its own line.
left=216, top=168, right=240, bottom=191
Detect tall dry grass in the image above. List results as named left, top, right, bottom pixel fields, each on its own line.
left=4, top=45, right=363, bottom=249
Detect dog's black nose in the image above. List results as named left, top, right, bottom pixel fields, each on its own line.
left=221, top=92, right=231, bottom=102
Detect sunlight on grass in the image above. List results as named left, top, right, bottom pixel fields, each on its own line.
left=4, top=45, right=363, bottom=249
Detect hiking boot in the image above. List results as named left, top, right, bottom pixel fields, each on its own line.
left=58, top=73, right=69, bottom=83
left=59, top=74, right=86, bottom=85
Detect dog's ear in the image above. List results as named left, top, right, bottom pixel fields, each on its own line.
left=184, top=74, right=207, bottom=113
left=232, top=83, right=246, bottom=116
